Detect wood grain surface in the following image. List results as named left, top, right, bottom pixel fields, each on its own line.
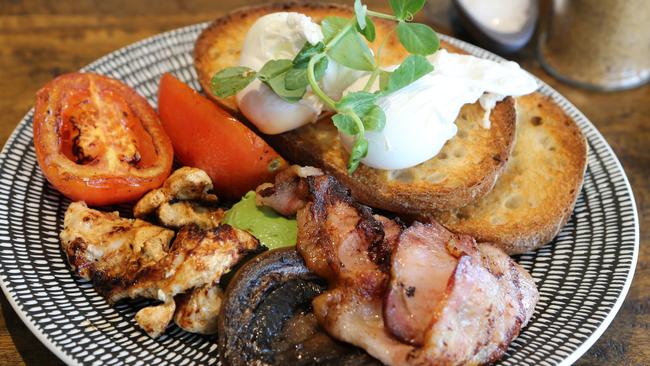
left=0, top=0, right=648, bottom=365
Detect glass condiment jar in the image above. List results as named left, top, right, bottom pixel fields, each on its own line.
left=538, top=0, right=650, bottom=91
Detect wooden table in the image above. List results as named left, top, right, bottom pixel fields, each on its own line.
left=0, top=0, right=647, bottom=364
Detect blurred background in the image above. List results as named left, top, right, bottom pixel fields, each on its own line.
left=0, top=0, right=648, bottom=365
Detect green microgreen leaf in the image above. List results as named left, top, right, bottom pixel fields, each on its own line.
left=258, top=59, right=293, bottom=82
left=210, top=66, right=257, bottom=98
left=336, top=91, right=385, bottom=135
left=266, top=73, right=305, bottom=102
left=284, top=68, right=308, bottom=90
left=356, top=16, right=376, bottom=42
left=314, top=57, right=329, bottom=80
left=389, top=0, right=426, bottom=20
left=293, top=42, right=326, bottom=67
left=354, top=0, right=368, bottom=29
left=258, top=60, right=305, bottom=102
left=285, top=57, right=328, bottom=90
left=381, top=55, right=432, bottom=93
left=397, top=22, right=440, bottom=55
left=379, top=70, right=391, bottom=90
left=348, top=137, right=369, bottom=174
left=404, top=0, right=426, bottom=18
left=336, top=91, right=378, bottom=116
left=362, top=105, right=386, bottom=131
left=332, top=113, right=359, bottom=136
left=327, top=28, right=376, bottom=71
left=388, top=0, right=405, bottom=19
left=322, top=16, right=350, bottom=43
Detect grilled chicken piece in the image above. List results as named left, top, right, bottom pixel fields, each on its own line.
left=108, top=224, right=258, bottom=303
left=157, top=201, right=225, bottom=229
left=135, top=167, right=217, bottom=216
left=174, top=285, right=224, bottom=334
left=134, top=167, right=222, bottom=229
left=60, top=201, right=175, bottom=283
left=256, top=165, right=322, bottom=216
left=61, top=201, right=259, bottom=337
left=135, top=301, right=176, bottom=338
left=260, top=169, right=538, bottom=366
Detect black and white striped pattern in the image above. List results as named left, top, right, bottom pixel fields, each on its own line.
left=0, top=24, right=638, bottom=366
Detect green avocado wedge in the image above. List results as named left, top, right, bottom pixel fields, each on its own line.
left=223, top=191, right=297, bottom=249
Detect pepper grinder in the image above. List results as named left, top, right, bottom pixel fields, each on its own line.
left=538, top=0, right=650, bottom=91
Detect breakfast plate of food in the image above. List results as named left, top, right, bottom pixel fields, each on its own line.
left=0, top=1, right=639, bottom=365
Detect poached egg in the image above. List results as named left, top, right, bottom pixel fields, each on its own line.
left=236, top=12, right=365, bottom=134
left=237, top=12, right=538, bottom=171
left=340, top=49, right=538, bottom=170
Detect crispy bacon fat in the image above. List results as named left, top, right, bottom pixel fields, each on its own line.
left=258, top=166, right=539, bottom=366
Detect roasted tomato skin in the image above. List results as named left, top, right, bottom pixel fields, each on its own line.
left=157, top=73, right=287, bottom=199
left=33, top=72, right=173, bottom=206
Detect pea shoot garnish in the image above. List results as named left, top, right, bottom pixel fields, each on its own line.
left=212, top=0, right=439, bottom=173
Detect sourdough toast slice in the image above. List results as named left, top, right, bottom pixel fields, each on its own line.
left=265, top=98, right=516, bottom=213
left=194, top=2, right=417, bottom=113
left=432, top=93, right=588, bottom=254
left=193, top=2, right=517, bottom=211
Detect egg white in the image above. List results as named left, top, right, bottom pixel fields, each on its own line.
left=340, top=50, right=538, bottom=170
left=236, top=12, right=365, bottom=134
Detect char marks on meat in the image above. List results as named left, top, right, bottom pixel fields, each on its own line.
left=384, top=221, right=463, bottom=346
left=60, top=201, right=175, bottom=287
left=259, top=167, right=539, bottom=366
left=60, top=200, right=259, bottom=337
left=134, top=167, right=223, bottom=229
left=296, top=175, right=414, bottom=365
left=110, top=223, right=258, bottom=303
left=255, top=165, right=323, bottom=216
left=174, top=285, right=224, bottom=334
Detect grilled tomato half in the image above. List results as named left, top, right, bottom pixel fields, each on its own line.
left=157, top=73, right=287, bottom=199
left=33, top=72, right=173, bottom=206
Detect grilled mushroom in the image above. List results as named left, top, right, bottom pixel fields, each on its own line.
left=218, top=248, right=380, bottom=366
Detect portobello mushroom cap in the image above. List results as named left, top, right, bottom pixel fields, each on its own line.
left=218, top=248, right=380, bottom=366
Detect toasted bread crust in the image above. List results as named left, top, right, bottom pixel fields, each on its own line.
left=194, top=2, right=464, bottom=111
left=266, top=97, right=516, bottom=213
left=193, top=2, right=516, bottom=211
left=433, top=93, right=588, bottom=254
left=195, top=2, right=361, bottom=112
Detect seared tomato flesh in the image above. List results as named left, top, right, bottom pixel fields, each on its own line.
left=157, top=73, right=287, bottom=199
left=33, top=72, right=173, bottom=206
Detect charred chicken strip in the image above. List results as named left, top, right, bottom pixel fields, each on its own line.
left=135, top=167, right=217, bottom=216
left=134, top=167, right=222, bottom=229
left=60, top=201, right=259, bottom=337
left=135, top=301, right=176, bottom=338
left=174, top=285, right=224, bottom=334
left=131, top=167, right=227, bottom=335
left=157, top=201, right=225, bottom=229
left=258, top=168, right=538, bottom=366
left=60, top=201, right=175, bottom=284
left=107, top=223, right=258, bottom=303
